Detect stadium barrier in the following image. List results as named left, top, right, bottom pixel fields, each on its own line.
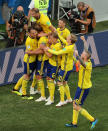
left=0, top=30, right=108, bottom=86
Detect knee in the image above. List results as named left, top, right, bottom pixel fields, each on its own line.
left=63, top=81, right=67, bottom=85
left=57, top=81, right=63, bottom=87
left=47, top=77, right=53, bottom=81
left=73, top=102, right=81, bottom=111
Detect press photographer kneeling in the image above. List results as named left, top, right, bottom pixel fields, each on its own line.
left=6, top=6, right=28, bottom=47
left=75, top=2, right=96, bottom=34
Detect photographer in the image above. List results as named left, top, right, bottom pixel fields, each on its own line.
left=75, top=2, right=96, bottom=34
left=6, top=6, right=28, bottom=47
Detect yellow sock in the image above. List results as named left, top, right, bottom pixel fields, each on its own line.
left=48, top=80, right=55, bottom=101
left=47, top=80, right=51, bottom=96
left=31, top=75, right=37, bottom=88
left=80, top=108, right=95, bottom=122
left=37, top=86, right=41, bottom=91
left=58, top=84, right=64, bottom=102
left=22, top=79, right=29, bottom=96
left=72, top=109, right=79, bottom=125
left=46, top=80, right=49, bottom=89
left=64, top=84, right=71, bottom=100
left=37, top=79, right=45, bottom=97
left=14, top=76, right=23, bottom=90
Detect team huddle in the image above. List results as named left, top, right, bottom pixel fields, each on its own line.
left=12, top=8, right=98, bottom=129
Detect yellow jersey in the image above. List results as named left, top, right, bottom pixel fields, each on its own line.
left=49, top=41, right=62, bottom=67
left=48, top=43, right=75, bottom=71
left=78, top=60, right=92, bottom=89
left=36, top=13, right=51, bottom=33
left=57, top=28, right=70, bottom=40
left=24, top=36, right=38, bottom=63
left=38, top=36, right=49, bottom=61
left=57, top=28, right=70, bottom=66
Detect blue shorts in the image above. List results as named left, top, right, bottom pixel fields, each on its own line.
left=74, top=87, right=90, bottom=105
left=47, top=63, right=58, bottom=79
left=58, top=70, right=72, bottom=82
left=24, top=62, right=36, bottom=75
left=36, top=60, right=48, bottom=76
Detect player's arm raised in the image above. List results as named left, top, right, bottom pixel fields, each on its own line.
left=75, top=50, right=86, bottom=68
left=80, top=36, right=88, bottom=52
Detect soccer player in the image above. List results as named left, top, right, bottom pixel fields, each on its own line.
left=12, top=27, right=38, bottom=99
left=45, top=34, right=77, bottom=107
left=41, top=32, right=62, bottom=105
left=57, top=19, right=70, bottom=40
left=57, top=18, right=70, bottom=74
left=31, top=8, right=56, bottom=35
left=65, top=36, right=98, bottom=129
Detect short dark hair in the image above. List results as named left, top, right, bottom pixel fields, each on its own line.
left=59, top=18, right=66, bottom=24
left=28, top=26, right=36, bottom=33
left=50, top=32, right=59, bottom=39
left=31, top=8, right=39, bottom=13
left=32, top=23, right=43, bottom=32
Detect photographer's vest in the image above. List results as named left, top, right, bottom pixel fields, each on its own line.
left=30, top=0, right=49, bottom=22
left=81, top=6, right=96, bottom=33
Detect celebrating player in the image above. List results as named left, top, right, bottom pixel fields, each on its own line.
left=57, top=19, right=70, bottom=40
left=65, top=36, right=98, bottom=129
left=12, top=27, right=38, bottom=99
left=31, top=8, right=56, bottom=35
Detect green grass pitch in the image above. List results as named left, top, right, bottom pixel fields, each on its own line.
left=0, top=66, right=108, bottom=131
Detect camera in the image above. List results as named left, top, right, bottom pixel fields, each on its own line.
left=8, top=10, right=28, bottom=47
left=12, top=10, right=27, bottom=29
left=67, top=5, right=81, bottom=34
